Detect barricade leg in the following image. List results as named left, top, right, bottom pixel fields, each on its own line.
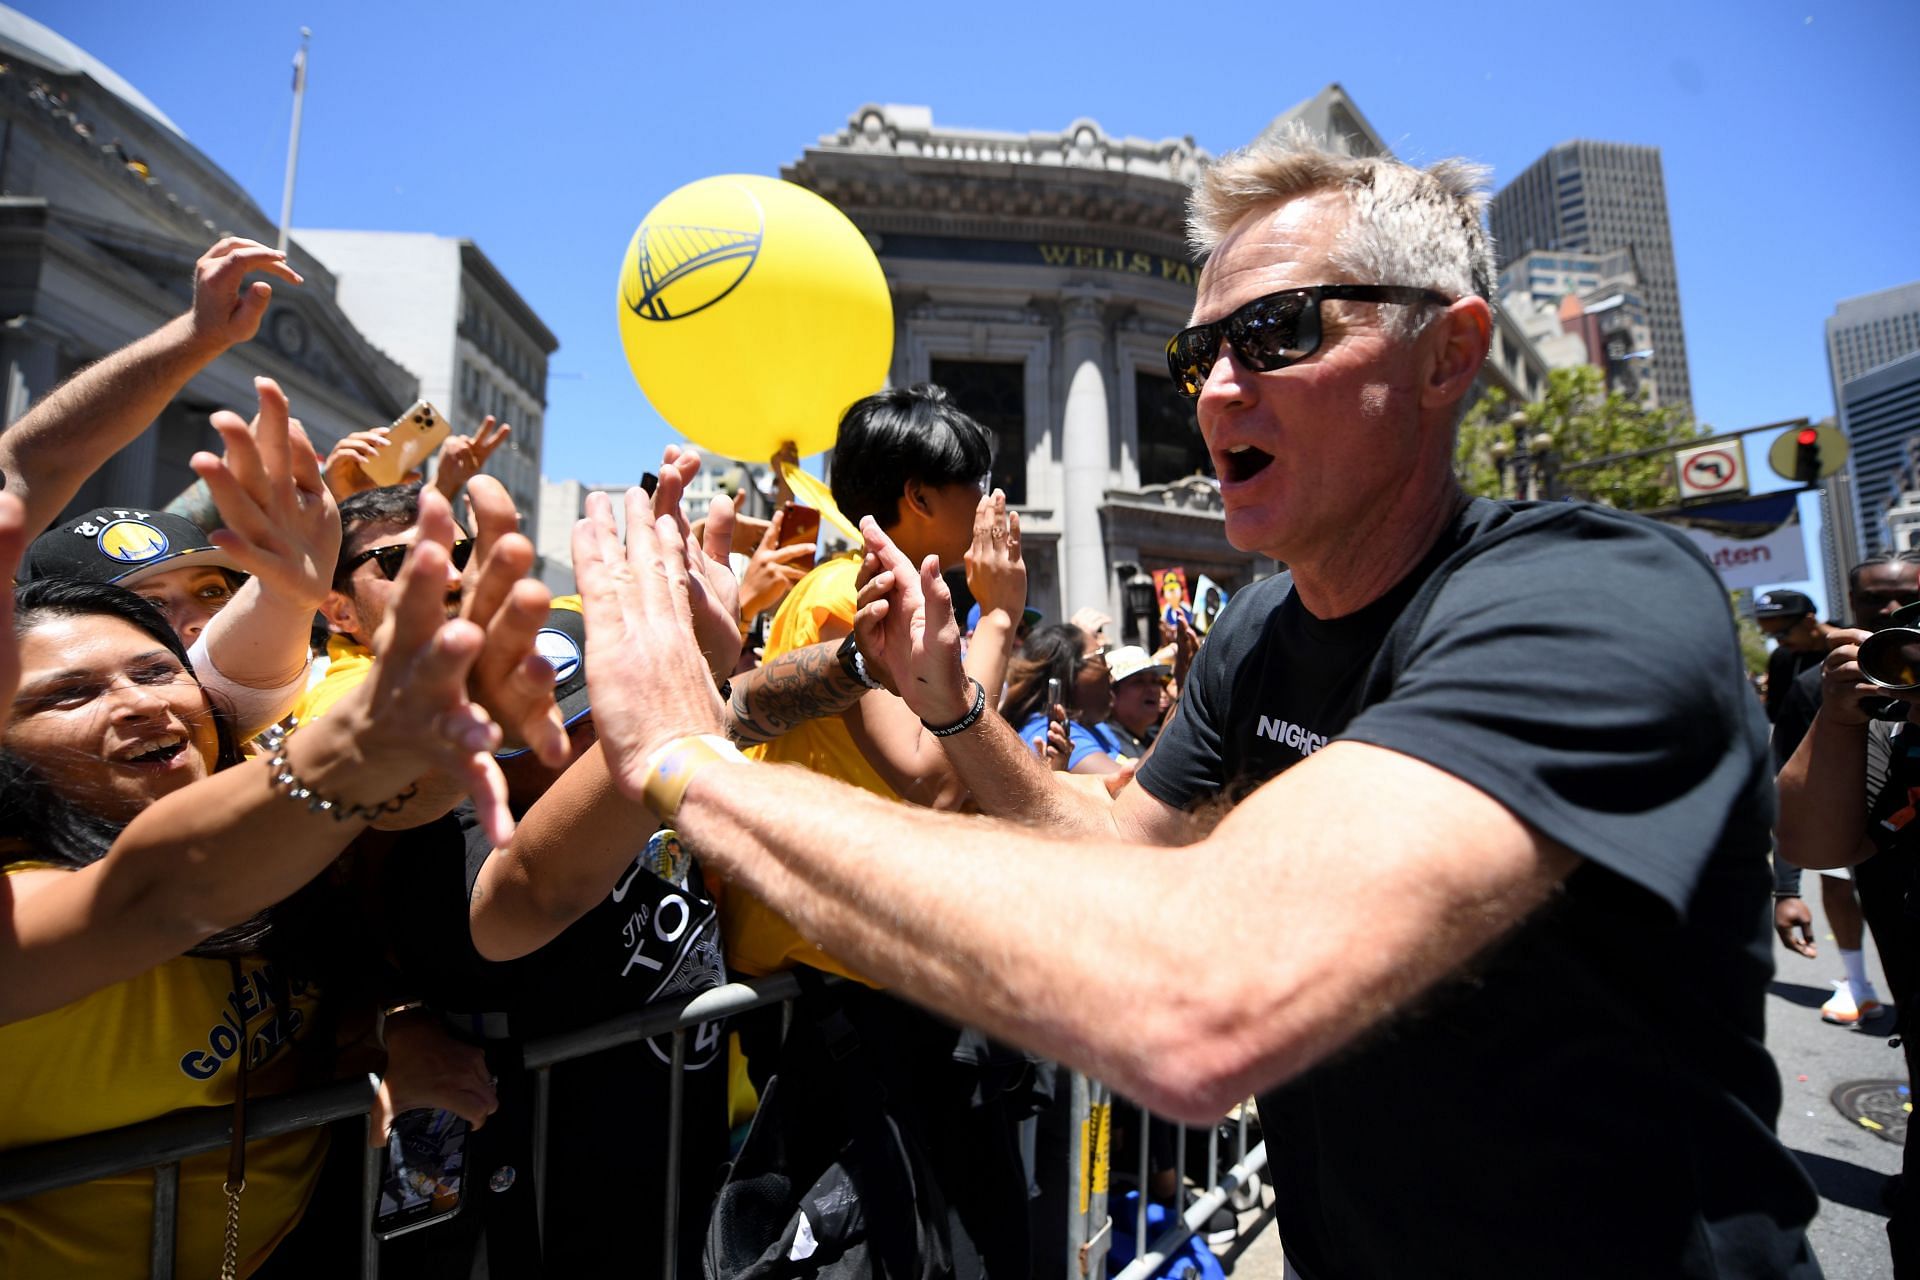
left=662, top=1027, right=687, bottom=1280
left=359, top=1115, right=381, bottom=1279
left=149, top=1162, right=178, bottom=1280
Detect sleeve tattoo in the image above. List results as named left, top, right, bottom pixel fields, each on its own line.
left=726, top=641, right=867, bottom=747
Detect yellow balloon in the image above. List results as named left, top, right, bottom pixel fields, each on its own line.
left=617, top=174, right=894, bottom=460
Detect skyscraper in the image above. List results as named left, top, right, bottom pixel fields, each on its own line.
left=1827, top=281, right=1920, bottom=399
left=1820, top=282, right=1920, bottom=588
left=1489, top=141, right=1693, bottom=417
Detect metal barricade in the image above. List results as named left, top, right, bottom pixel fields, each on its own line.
left=1063, top=1073, right=1272, bottom=1280
left=0, top=972, right=803, bottom=1280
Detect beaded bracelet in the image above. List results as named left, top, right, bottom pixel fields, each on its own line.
left=922, top=678, right=987, bottom=738
left=260, top=720, right=419, bottom=822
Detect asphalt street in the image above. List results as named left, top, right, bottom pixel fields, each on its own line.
left=1770, top=878, right=1904, bottom=1280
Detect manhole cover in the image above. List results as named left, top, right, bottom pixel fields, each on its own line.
left=1831, top=1078, right=1911, bottom=1144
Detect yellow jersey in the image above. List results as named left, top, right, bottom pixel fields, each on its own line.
left=726, top=556, right=886, bottom=983
left=291, top=633, right=373, bottom=725
left=0, top=865, right=327, bottom=1278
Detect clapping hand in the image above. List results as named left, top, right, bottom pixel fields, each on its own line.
left=851, top=516, right=970, bottom=724
left=963, top=488, right=1025, bottom=626
left=572, top=488, right=728, bottom=799
left=649, top=445, right=743, bottom=680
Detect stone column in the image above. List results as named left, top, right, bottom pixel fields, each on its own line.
left=1059, top=294, right=1111, bottom=620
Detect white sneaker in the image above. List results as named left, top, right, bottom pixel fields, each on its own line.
left=1822, top=979, right=1888, bottom=1025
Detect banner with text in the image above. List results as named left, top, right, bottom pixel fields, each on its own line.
left=1658, top=490, right=1806, bottom=590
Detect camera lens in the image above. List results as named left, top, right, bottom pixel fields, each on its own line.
left=1858, top=627, right=1920, bottom=690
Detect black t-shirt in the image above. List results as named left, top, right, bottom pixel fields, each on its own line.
left=1137, top=498, right=1817, bottom=1280
left=1766, top=642, right=1823, bottom=723
left=380, top=806, right=730, bottom=1275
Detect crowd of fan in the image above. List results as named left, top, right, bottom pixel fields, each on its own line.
left=0, top=237, right=1204, bottom=1279
left=7, top=133, right=1920, bottom=1280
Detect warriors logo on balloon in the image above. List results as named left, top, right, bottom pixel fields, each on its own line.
left=617, top=175, right=895, bottom=462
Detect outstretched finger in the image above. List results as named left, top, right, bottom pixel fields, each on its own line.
left=191, top=453, right=278, bottom=553
left=210, top=406, right=269, bottom=504
left=251, top=378, right=295, bottom=493
left=382, top=491, right=459, bottom=661
left=702, top=494, right=735, bottom=568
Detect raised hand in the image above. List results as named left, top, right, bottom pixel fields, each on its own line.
left=182, top=237, right=303, bottom=356
left=964, top=488, right=1026, bottom=623
left=852, top=516, right=969, bottom=723
left=455, top=476, right=567, bottom=771
left=649, top=445, right=743, bottom=679
left=432, top=416, right=512, bottom=501
left=355, top=489, right=515, bottom=843
left=192, top=377, right=340, bottom=610
left=323, top=428, right=389, bottom=500
left=572, top=488, right=727, bottom=798
left=739, top=509, right=813, bottom=623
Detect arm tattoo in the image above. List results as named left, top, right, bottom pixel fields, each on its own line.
left=726, top=640, right=867, bottom=747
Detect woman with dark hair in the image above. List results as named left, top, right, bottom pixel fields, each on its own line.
left=1002, top=623, right=1125, bottom=774
left=0, top=493, right=525, bottom=1279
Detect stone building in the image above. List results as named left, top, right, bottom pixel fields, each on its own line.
left=293, top=229, right=556, bottom=530
left=0, top=8, right=417, bottom=516
left=785, top=104, right=1264, bottom=643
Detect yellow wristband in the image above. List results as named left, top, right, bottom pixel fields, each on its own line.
left=641, top=734, right=747, bottom=822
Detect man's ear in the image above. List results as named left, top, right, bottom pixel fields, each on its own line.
left=318, top=587, right=359, bottom=640
left=1420, top=296, right=1493, bottom=412
left=900, top=478, right=934, bottom=520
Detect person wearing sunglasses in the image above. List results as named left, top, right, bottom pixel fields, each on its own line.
left=570, top=129, right=1819, bottom=1279
left=301, top=482, right=473, bottom=725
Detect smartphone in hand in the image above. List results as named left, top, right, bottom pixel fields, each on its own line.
left=777, top=503, right=822, bottom=571
left=362, top=402, right=452, bottom=487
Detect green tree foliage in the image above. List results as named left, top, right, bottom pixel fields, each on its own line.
left=1455, top=365, right=1703, bottom=511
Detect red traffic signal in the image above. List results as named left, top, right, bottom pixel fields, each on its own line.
left=1797, top=428, right=1819, bottom=446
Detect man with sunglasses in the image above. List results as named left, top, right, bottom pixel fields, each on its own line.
left=300, top=481, right=474, bottom=724
left=574, top=131, right=1818, bottom=1278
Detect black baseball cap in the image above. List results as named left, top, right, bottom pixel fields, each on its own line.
left=21, top=506, right=246, bottom=588
left=1754, top=589, right=1816, bottom=621
left=496, top=595, right=593, bottom=760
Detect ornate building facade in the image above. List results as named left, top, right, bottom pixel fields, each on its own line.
left=785, top=104, right=1272, bottom=640
left=0, top=9, right=418, bottom=516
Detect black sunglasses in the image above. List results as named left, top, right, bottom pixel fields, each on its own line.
left=339, top=537, right=474, bottom=583
left=1165, top=285, right=1453, bottom=398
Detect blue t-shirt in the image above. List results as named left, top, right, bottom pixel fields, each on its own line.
left=1017, top=713, right=1127, bottom=769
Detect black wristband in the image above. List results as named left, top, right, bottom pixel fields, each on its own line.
left=922, top=679, right=987, bottom=738
left=837, top=632, right=885, bottom=691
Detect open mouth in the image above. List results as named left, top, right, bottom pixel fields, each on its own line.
left=1219, top=444, right=1275, bottom=484
left=121, top=741, right=187, bottom=767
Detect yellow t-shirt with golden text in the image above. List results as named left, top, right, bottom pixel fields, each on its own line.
left=0, top=866, right=327, bottom=1278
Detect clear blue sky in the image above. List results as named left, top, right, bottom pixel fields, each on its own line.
left=21, top=0, right=1920, bottom=608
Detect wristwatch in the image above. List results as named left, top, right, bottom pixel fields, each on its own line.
left=837, top=633, right=885, bottom=691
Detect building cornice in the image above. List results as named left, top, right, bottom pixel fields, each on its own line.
left=785, top=105, right=1205, bottom=259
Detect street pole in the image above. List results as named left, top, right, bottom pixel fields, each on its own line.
left=276, top=29, right=311, bottom=253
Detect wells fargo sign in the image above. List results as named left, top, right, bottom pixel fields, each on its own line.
left=875, top=234, right=1200, bottom=287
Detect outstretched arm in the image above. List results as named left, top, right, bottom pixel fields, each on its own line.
left=0, top=491, right=520, bottom=1026
left=0, top=238, right=301, bottom=536
left=852, top=517, right=1190, bottom=844
left=572, top=488, right=1578, bottom=1124
left=190, top=378, right=340, bottom=704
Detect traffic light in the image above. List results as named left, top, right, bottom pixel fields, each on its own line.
left=1795, top=428, right=1821, bottom=485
